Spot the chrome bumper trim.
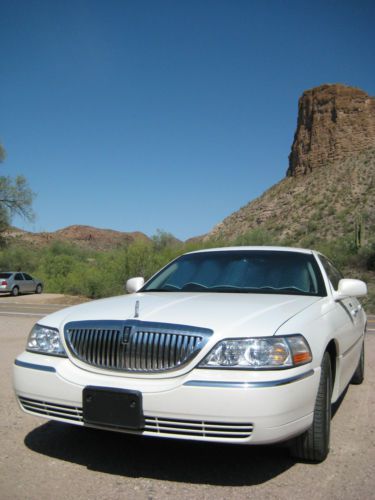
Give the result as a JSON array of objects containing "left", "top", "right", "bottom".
[
  {"left": 184, "top": 369, "right": 315, "bottom": 389},
  {"left": 14, "top": 359, "right": 56, "bottom": 373}
]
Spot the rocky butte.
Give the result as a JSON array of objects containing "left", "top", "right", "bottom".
[
  {"left": 208, "top": 83, "right": 375, "bottom": 245},
  {"left": 287, "top": 84, "right": 375, "bottom": 176}
]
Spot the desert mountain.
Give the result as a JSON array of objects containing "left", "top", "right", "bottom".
[
  {"left": 5, "top": 225, "right": 150, "bottom": 251},
  {"left": 208, "top": 84, "right": 375, "bottom": 246}
]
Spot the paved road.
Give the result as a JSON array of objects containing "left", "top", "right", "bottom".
[
  {"left": 368, "top": 315, "right": 375, "bottom": 332},
  {"left": 1, "top": 303, "right": 375, "bottom": 499},
  {"left": 0, "top": 302, "right": 64, "bottom": 317},
  {"left": 0, "top": 294, "right": 77, "bottom": 318}
]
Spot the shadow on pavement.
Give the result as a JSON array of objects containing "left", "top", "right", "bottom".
[{"left": 25, "top": 422, "right": 296, "bottom": 486}]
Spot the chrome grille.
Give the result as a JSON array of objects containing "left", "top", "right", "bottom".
[
  {"left": 64, "top": 320, "right": 213, "bottom": 373},
  {"left": 145, "top": 417, "right": 254, "bottom": 439},
  {"left": 18, "top": 395, "right": 253, "bottom": 440},
  {"left": 19, "top": 396, "right": 83, "bottom": 422}
]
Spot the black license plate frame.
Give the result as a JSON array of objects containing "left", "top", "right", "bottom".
[{"left": 83, "top": 386, "right": 144, "bottom": 430}]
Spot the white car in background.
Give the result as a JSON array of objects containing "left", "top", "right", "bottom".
[{"left": 13, "top": 247, "right": 367, "bottom": 462}]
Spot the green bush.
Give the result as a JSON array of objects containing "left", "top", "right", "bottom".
[
  {"left": 0, "top": 231, "right": 373, "bottom": 313},
  {"left": 233, "top": 228, "right": 277, "bottom": 246}
]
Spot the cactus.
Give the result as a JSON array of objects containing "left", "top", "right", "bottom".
[{"left": 355, "top": 214, "right": 365, "bottom": 249}]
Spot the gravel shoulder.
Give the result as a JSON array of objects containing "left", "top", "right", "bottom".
[
  {"left": 0, "top": 292, "right": 90, "bottom": 306},
  {"left": 1, "top": 316, "right": 375, "bottom": 499}
]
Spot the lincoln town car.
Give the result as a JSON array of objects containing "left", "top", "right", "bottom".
[{"left": 13, "top": 247, "right": 367, "bottom": 462}]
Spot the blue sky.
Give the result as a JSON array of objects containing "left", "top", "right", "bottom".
[{"left": 1, "top": 0, "right": 374, "bottom": 240}]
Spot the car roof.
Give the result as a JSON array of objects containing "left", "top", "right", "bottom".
[
  {"left": 0, "top": 271, "right": 30, "bottom": 274},
  {"left": 185, "top": 246, "right": 315, "bottom": 256}
]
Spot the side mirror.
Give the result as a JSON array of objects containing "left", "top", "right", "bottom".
[
  {"left": 126, "top": 277, "right": 145, "bottom": 294},
  {"left": 333, "top": 279, "right": 367, "bottom": 300}
]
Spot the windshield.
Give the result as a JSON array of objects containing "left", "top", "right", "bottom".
[{"left": 142, "top": 250, "right": 326, "bottom": 296}]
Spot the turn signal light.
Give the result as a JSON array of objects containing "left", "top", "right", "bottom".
[{"left": 293, "top": 352, "right": 312, "bottom": 365}]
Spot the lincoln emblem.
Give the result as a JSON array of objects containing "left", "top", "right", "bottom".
[{"left": 122, "top": 325, "right": 132, "bottom": 344}]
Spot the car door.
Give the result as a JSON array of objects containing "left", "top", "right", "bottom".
[
  {"left": 318, "top": 255, "right": 364, "bottom": 391},
  {"left": 22, "top": 273, "right": 35, "bottom": 293},
  {"left": 14, "top": 273, "right": 26, "bottom": 293}
]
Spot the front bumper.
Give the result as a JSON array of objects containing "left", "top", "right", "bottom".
[{"left": 13, "top": 352, "right": 320, "bottom": 445}]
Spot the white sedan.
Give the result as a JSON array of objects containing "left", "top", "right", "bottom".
[{"left": 13, "top": 247, "right": 367, "bottom": 462}]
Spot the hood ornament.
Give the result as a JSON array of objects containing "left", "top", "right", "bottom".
[{"left": 134, "top": 299, "right": 140, "bottom": 318}]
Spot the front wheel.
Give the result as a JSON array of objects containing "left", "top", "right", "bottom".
[
  {"left": 35, "top": 284, "right": 43, "bottom": 294},
  {"left": 291, "top": 352, "right": 332, "bottom": 463}
]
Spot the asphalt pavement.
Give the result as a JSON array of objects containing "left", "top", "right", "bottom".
[
  {"left": 0, "top": 293, "right": 83, "bottom": 317},
  {"left": 1, "top": 315, "right": 375, "bottom": 499},
  {"left": 368, "top": 316, "right": 375, "bottom": 332}
]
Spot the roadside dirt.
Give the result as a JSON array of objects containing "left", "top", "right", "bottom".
[
  {"left": 1, "top": 313, "right": 375, "bottom": 499},
  {"left": 0, "top": 292, "right": 90, "bottom": 306}
]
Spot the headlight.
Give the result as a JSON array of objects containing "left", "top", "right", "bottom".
[
  {"left": 26, "top": 324, "right": 67, "bottom": 357},
  {"left": 199, "top": 335, "right": 312, "bottom": 369}
]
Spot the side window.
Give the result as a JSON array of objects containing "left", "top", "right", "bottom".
[
  {"left": 14, "top": 273, "right": 24, "bottom": 280},
  {"left": 23, "top": 273, "right": 33, "bottom": 280},
  {"left": 319, "top": 255, "right": 343, "bottom": 290}
]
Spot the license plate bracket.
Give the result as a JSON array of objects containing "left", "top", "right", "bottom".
[{"left": 83, "top": 386, "right": 144, "bottom": 430}]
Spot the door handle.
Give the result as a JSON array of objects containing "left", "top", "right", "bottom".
[{"left": 351, "top": 306, "right": 361, "bottom": 317}]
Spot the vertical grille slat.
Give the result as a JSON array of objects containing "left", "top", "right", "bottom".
[
  {"left": 152, "top": 333, "right": 159, "bottom": 370},
  {"left": 115, "top": 329, "right": 120, "bottom": 368},
  {"left": 96, "top": 330, "right": 103, "bottom": 365},
  {"left": 103, "top": 329, "right": 109, "bottom": 366},
  {"left": 82, "top": 330, "right": 89, "bottom": 359},
  {"left": 181, "top": 335, "right": 189, "bottom": 361},
  {"left": 175, "top": 334, "right": 183, "bottom": 366},
  {"left": 159, "top": 333, "right": 166, "bottom": 370},
  {"left": 129, "top": 329, "right": 137, "bottom": 370},
  {"left": 108, "top": 330, "right": 114, "bottom": 367},
  {"left": 76, "top": 329, "right": 84, "bottom": 357},
  {"left": 136, "top": 331, "right": 143, "bottom": 370},
  {"left": 147, "top": 332, "right": 154, "bottom": 370},
  {"left": 170, "top": 334, "right": 177, "bottom": 367},
  {"left": 140, "top": 331, "right": 148, "bottom": 370},
  {"left": 163, "top": 334, "right": 170, "bottom": 368},
  {"left": 64, "top": 320, "right": 213, "bottom": 373},
  {"left": 93, "top": 329, "right": 99, "bottom": 364}
]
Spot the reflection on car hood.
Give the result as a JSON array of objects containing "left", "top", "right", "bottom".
[{"left": 43, "top": 292, "right": 322, "bottom": 338}]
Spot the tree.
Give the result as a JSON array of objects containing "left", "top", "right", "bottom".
[
  {"left": 0, "top": 143, "right": 34, "bottom": 233},
  {"left": 152, "top": 229, "right": 179, "bottom": 250},
  {"left": 0, "top": 144, "right": 5, "bottom": 162}
]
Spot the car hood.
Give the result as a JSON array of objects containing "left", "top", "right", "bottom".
[{"left": 44, "top": 292, "right": 321, "bottom": 338}]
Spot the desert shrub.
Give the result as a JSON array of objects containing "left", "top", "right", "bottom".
[
  {"left": 0, "top": 245, "right": 39, "bottom": 272},
  {"left": 233, "top": 229, "right": 277, "bottom": 246},
  {"left": 0, "top": 231, "right": 373, "bottom": 311},
  {"left": 315, "top": 236, "right": 358, "bottom": 269}
]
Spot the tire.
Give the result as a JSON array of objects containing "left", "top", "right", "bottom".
[
  {"left": 35, "top": 284, "right": 43, "bottom": 294},
  {"left": 11, "top": 286, "right": 19, "bottom": 297},
  {"left": 351, "top": 341, "right": 364, "bottom": 385},
  {"left": 291, "top": 352, "right": 332, "bottom": 463}
]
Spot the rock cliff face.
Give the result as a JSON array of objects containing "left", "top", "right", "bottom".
[
  {"left": 287, "top": 84, "right": 375, "bottom": 176},
  {"left": 207, "top": 83, "right": 375, "bottom": 244}
]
